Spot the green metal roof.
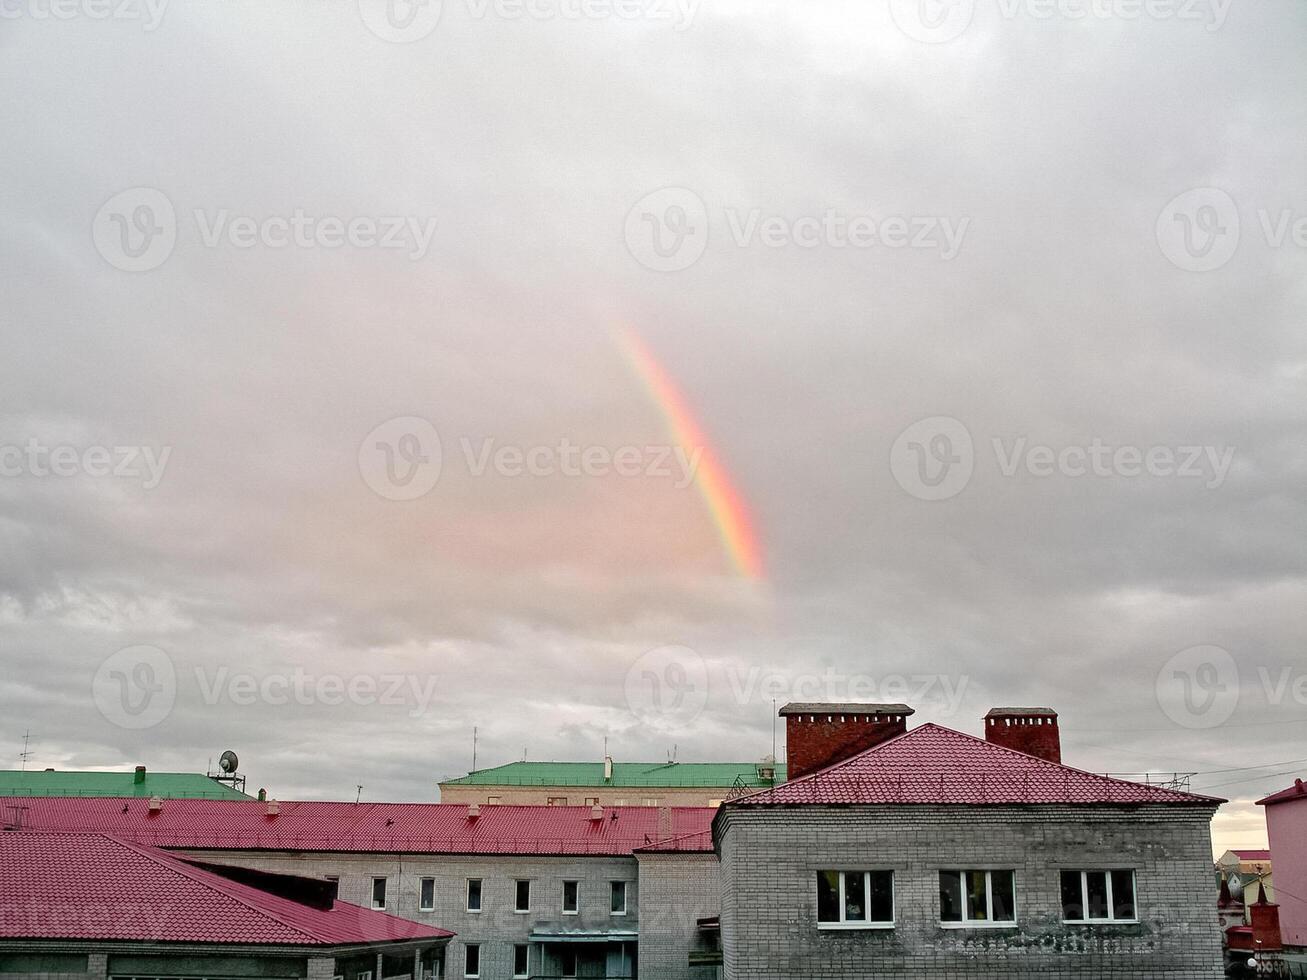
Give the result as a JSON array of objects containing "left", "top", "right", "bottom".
[
  {"left": 441, "top": 761, "right": 786, "bottom": 789},
  {"left": 0, "top": 770, "right": 251, "bottom": 800}
]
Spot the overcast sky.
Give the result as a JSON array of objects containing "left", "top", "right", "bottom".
[{"left": 1, "top": 0, "right": 1304, "bottom": 854}]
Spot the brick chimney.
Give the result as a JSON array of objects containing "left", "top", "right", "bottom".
[
  {"left": 780, "top": 703, "right": 914, "bottom": 781},
  {"left": 984, "top": 708, "right": 1061, "bottom": 763},
  {"left": 1250, "top": 892, "right": 1284, "bottom": 950}
]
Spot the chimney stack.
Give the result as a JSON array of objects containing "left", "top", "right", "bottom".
[
  {"left": 779, "top": 703, "right": 914, "bottom": 781},
  {"left": 984, "top": 708, "right": 1061, "bottom": 763},
  {"left": 133, "top": 765, "right": 146, "bottom": 784}
]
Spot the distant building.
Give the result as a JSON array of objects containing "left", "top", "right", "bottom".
[
  {"left": 714, "top": 704, "right": 1225, "bottom": 980},
  {"left": 0, "top": 831, "right": 451, "bottom": 980},
  {"left": 440, "top": 759, "right": 784, "bottom": 808},
  {"left": 1216, "top": 848, "right": 1274, "bottom": 910},
  {"left": 1259, "top": 779, "right": 1307, "bottom": 955},
  {"left": 0, "top": 766, "right": 249, "bottom": 800}
]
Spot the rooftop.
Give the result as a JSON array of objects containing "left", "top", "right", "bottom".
[
  {"left": 778, "top": 703, "right": 913, "bottom": 717},
  {"left": 725, "top": 723, "right": 1226, "bottom": 807},
  {"left": 0, "top": 831, "right": 452, "bottom": 945},
  {"left": 1257, "top": 778, "right": 1307, "bottom": 806},
  {"left": 2, "top": 798, "right": 717, "bottom": 857},
  {"left": 984, "top": 707, "right": 1058, "bottom": 717},
  {"left": 441, "top": 760, "right": 785, "bottom": 789},
  {"left": 0, "top": 769, "right": 250, "bottom": 800}
]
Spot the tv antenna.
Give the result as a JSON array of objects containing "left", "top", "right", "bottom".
[{"left": 18, "top": 731, "right": 33, "bottom": 771}]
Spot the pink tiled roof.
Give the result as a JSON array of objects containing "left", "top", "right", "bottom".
[
  {"left": 0, "top": 832, "right": 452, "bottom": 944},
  {"left": 730, "top": 724, "right": 1225, "bottom": 806},
  {"left": 1257, "top": 779, "right": 1307, "bottom": 806},
  {"left": 1, "top": 799, "right": 716, "bottom": 856},
  {"left": 1232, "top": 849, "right": 1273, "bottom": 861}
]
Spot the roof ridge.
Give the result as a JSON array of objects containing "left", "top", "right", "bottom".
[{"left": 101, "top": 833, "right": 331, "bottom": 943}]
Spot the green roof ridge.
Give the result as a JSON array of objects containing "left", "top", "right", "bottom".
[{"left": 441, "top": 760, "right": 786, "bottom": 788}]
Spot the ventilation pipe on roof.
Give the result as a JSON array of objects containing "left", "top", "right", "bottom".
[
  {"left": 147, "top": 796, "right": 163, "bottom": 813},
  {"left": 257, "top": 788, "right": 267, "bottom": 802},
  {"left": 467, "top": 803, "right": 481, "bottom": 820},
  {"left": 591, "top": 803, "right": 604, "bottom": 821},
  {"left": 604, "top": 756, "right": 613, "bottom": 782},
  {"left": 133, "top": 766, "right": 146, "bottom": 784},
  {"left": 265, "top": 799, "right": 280, "bottom": 817}
]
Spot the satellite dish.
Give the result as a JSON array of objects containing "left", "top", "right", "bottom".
[{"left": 218, "top": 750, "right": 239, "bottom": 774}]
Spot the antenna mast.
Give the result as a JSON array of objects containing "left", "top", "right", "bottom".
[
  {"left": 472, "top": 726, "right": 478, "bottom": 773},
  {"left": 18, "top": 731, "right": 33, "bottom": 771}
]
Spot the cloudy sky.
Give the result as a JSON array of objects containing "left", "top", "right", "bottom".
[{"left": 1, "top": 0, "right": 1303, "bottom": 853}]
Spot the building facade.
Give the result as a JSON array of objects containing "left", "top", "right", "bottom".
[
  {"left": 1260, "top": 780, "right": 1307, "bottom": 951},
  {"left": 440, "top": 761, "right": 784, "bottom": 809}
]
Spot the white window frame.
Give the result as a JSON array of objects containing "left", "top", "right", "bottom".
[
  {"left": 418, "top": 876, "right": 436, "bottom": 912},
  {"left": 513, "top": 944, "right": 529, "bottom": 979},
  {"left": 463, "top": 943, "right": 480, "bottom": 979},
  {"left": 816, "top": 870, "right": 895, "bottom": 930},
  {"left": 1062, "top": 869, "right": 1139, "bottom": 924},
  {"left": 466, "top": 877, "right": 483, "bottom": 913},
  {"left": 563, "top": 879, "right": 580, "bottom": 915},
  {"left": 610, "top": 879, "right": 628, "bottom": 916},
  {"left": 514, "top": 878, "right": 531, "bottom": 914},
  {"left": 938, "top": 870, "right": 1017, "bottom": 928},
  {"left": 561, "top": 948, "right": 578, "bottom": 978},
  {"left": 370, "top": 877, "right": 387, "bottom": 910}
]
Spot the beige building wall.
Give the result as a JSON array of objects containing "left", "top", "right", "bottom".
[{"left": 438, "top": 783, "right": 734, "bottom": 807}]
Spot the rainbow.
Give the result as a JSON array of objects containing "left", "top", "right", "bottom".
[{"left": 615, "top": 326, "right": 765, "bottom": 580}]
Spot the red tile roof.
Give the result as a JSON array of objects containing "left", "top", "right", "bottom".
[
  {"left": 1257, "top": 779, "right": 1307, "bottom": 806},
  {"left": 728, "top": 724, "right": 1226, "bottom": 806},
  {"left": 0, "top": 832, "right": 452, "bottom": 945},
  {"left": 1, "top": 799, "right": 716, "bottom": 856},
  {"left": 1232, "top": 849, "right": 1273, "bottom": 861}
]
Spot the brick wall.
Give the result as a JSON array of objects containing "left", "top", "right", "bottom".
[
  {"left": 784, "top": 713, "right": 907, "bottom": 781},
  {"left": 634, "top": 852, "right": 721, "bottom": 979},
  {"left": 716, "top": 804, "right": 1223, "bottom": 980}
]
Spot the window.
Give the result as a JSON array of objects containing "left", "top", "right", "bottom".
[
  {"left": 561, "top": 949, "right": 577, "bottom": 978},
  {"left": 513, "top": 944, "right": 529, "bottom": 978},
  {"left": 642, "top": 797, "right": 660, "bottom": 806},
  {"left": 466, "top": 878, "right": 482, "bottom": 913},
  {"left": 463, "top": 944, "right": 480, "bottom": 978},
  {"left": 486, "top": 795, "right": 501, "bottom": 804},
  {"left": 1061, "top": 869, "right": 1137, "bottom": 923},
  {"left": 371, "top": 877, "right": 387, "bottom": 910},
  {"left": 419, "top": 877, "right": 435, "bottom": 912},
  {"left": 515, "top": 878, "right": 531, "bottom": 912},
  {"left": 324, "top": 875, "right": 339, "bottom": 900},
  {"left": 563, "top": 879, "right": 579, "bottom": 914},
  {"left": 548, "top": 796, "right": 568, "bottom": 806},
  {"left": 358, "top": 973, "right": 372, "bottom": 980},
  {"left": 816, "top": 870, "right": 895, "bottom": 928},
  {"left": 584, "top": 796, "right": 600, "bottom": 805},
  {"left": 939, "top": 870, "right": 1016, "bottom": 925},
  {"left": 611, "top": 880, "right": 627, "bottom": 915}
]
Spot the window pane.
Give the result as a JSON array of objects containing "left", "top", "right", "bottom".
[
  {"left": 966, "top": 871, "right": 989, "bottom": 921},
  {"left": 868, "top": 870, "right": 894, "bottom": 923},
  {"left": 1085, "top": 871, "right": 1109, "bottom": 920},
  {"left": 516, "top": 880, "right": 531, "bottom": 911},
  {"left": 817, "top": 871, "right": 840, "bottom": 923},
  {"left": 939, "top": 871, "right": 963, "bottom": 922},
  {"left": 564, "top": 880, "right": 578, "bottom": 912},
  {"left": 467, "top": 879, "right": 482, "bottom": 911},
  {"left": 465, "top": 945, "right": 479, "bottom": 977},
  {"left": 420, "top": 878, "right": 435, "bottom": 910},
  {"left": 611, "top": 880, "right": 626, "bottom": 913},
  {"left": 1061, "top": 870, "right": 1084, "bottom": 920},
  {"left": 844, "top": 871, "right": 867, "bottom": 922},
  {"left": 1111, "top": 870, "right": 1136, "bottom": 920},
  {"left": 990, "top": 870, "right": 1015, "bottom": 922},
  {"left": 514, "top": 945, "right": 528, "bottom": 976},
  {"left": 372, "top": 878, "right": 386, "bottom": 907}
]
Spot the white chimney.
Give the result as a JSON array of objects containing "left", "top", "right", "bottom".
[
  {"left": 147, "top": 796, "right": 162, "bottom": 813},
  {"left": 591, "top": 803, "right": 604, "bottom": 821},
  {"left": 468, "top": 803, "right": 481, "bottom": 819},
  {"left": 266, "top": 799, "right": 280, "bottom": 817},
  {"left": 604, "top": 756, "right": 613, "bottom": 782}
]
